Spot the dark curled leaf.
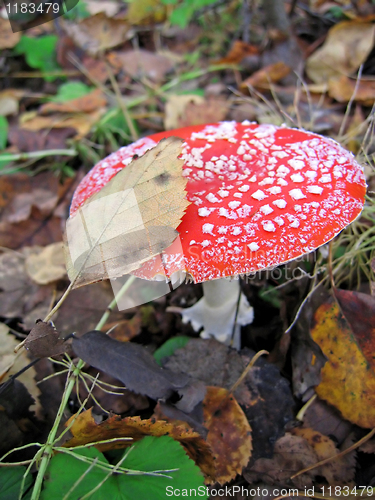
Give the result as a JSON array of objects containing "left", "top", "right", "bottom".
[
  {"left": 72, "top": 331, "right": 205, "bottom": 412},
  {"left": 25, "top": 319, "right": 68, "bottom": 358}
]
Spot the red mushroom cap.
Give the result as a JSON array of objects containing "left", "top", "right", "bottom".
[{"left": 70, "top": 122, "right": 367, "bottom": 283}]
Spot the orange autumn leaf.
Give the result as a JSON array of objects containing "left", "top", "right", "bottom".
[
  {"left": 328, "top": 75, "right": 375, "bottom": 106},
  {"left": 240, "top": 62, "right": 291, "bottom": 91},
  {"left": 311, "top": 291, "right": 375, "bottom": 428},
  {"left": 203, "top": 386, "right": 252, "bottom": 485},
  {"left": 214, "top": 40, "right": 259, "bottom": 65},
  {"left": 40, "top": 89, "right": 107, "bottom": 114},
  {"left": 64, "top": 408, "right": 216, "bottom": 480},
  {"left": 291, "top": 428, "right": 355, "bottom": 484}
]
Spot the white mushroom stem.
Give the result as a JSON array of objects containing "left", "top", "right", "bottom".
[{"left": 177, "top": 278, "right": 254, "bottom": 349}]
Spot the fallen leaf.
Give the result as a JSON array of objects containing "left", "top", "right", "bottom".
[
  {"left": 24, "top": 319, "right": 68, "bottom": 358},
  {"left": 213, "top": 40, "right": 259, "bottom": 64},
  {"left": 71, "top": 331, "right": 206, "bottom": 413},
  {"left": 108, "top": 49, "right": 174, "bottom": 83},
  {"left": 164, "top": 94, "right": 205, "bottom": 130},
  {"left": 126, "top": 0, "right": 169, "bottom": 25},
  {"left": 164, "top": 338, "right": 294, "bottom": 462},
  {"left": 18, "top": 109, "right": 105, "bottom": 139},
  {"left": 176, "top": 98, "right": 229, "bottom": 129},
  {"left": 328, "top": 75, "right": 375, "bottom": 105},
  {"left": 40, "top": 89, "right": 107, "bottom": 114},
  {"left": 82, "top": 56, "right": 111, "bottom": 83},
  {"left": 0, "top": 323, "right": 42, "bottom": 417},
  {"left": 85, "top": 0, "right": 120, "bottom": 17},
  {"left": 8, "top": 126, "right": 76, "bottom": 152},
  {"left": 105, "top": 314, "right": 143, "bottom": 342},
  {"left": 63, "top": 407, "right": 215, "bottom": 481},
  {"left": 203, "top": 386, "right": 252, "bottom": 485},
  {"left": 25, "top": 242, "right": 66, "bottom": 285},
  {"left": 303, "top": 397, "right": 353, "bottom": 446},
  {"left": 291, "top": 427, "right": 355, "bottom": 485},
  {"left": 0, "top": 18, "right": 21, "bottom": 49},
  {"left": 240, "top": 61, "right": 291, "bottom": 90},
  {"left": 53, "top": 281, "right": 124, "bottom": 335},
  {"left": 0, "top": 89, "right": 24, "bottom": 117},
  {"left": 245, "top": 427, "right": 354, "bottom": 489},
  {"left": 311, "top": 291, "right": 375, "bottom": 428},
  {"left": 0, "top": 172, "right": 75, "bottom": 250},
  {"left": 0, "top": 379, "right": 36, "bottom": 456},
  {"left": 62, "top": 13, "right": 133, "bottom": 57},
  {"left": 306, "top": 21, "right": 375, "bottom": 83},
  {"left": 64, "top": 138, "right": 189, "bottom": 287},
  {"left": 0, "top": 250, "right": 54, "bottom": 324}
]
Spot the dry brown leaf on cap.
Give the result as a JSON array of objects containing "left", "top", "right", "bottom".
[
  {"left": 62, "top": 13, "right": 133, "bottom": 57},
  {"left": 0, "top": 18, "right": 20, "bottom": 49},
  {"left": 240, "top": 61, "right": 291, "bottom": 91},
  {"left": 64, "top": 138, "right": 189, "bottom": 288},
  {"left": 0, "top": 323, "right": 42, "bottom": 416},
  {"left": 107, "top": 49, "right": 174, "bottom": 83},
  {"left": 164, "top": 94, "right": 205, "bottom": 130},
  {"left": 203, "top": 386, "right": 252, "bottom": 485},
  {"left": 245, "top": 428, "right": 354, "bottom": 489},
  {"left": 25, "top": 242, "right": 66, "bottom": 285},
  {"left": 306, "top": 21, "right": 375, "bottom": 83},
  {"left": 40, "top": 89, "right": 107, "bottom": 115},
  {"left": 311, "top": 289, "right": 375, "bottom": 428},
  {"left": 63, "top": 408, "right": 215, "bottom": 480},
  {"left": 328, "top": 75, "right": 375, "bottom": 106}
]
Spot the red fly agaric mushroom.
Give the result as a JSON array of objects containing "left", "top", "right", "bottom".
[{"left": 70, "top": 122, "right": 367, "bottom": 348}]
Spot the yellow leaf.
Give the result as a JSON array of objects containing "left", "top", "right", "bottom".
[
  {"left": 306, "top": 21, "right": 375, "bottom": 83},
  {"left": 25, "top": 242, "right": 66, "bottom": 285},
  {"left": 126, "top": 0, "right": 169, "bottom": 25},
  {"left": 64, "top": 137, "right": 190, "bottom": 288},
  {"left": 311, "top": 299, "right": 375, "bottom": 428}
]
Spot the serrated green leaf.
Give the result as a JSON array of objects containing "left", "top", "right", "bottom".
[
  {"left": 41, "top": 436, "right": 207, "bottom": 499},
  {"left": 0, "top": 466, "right": 33, "bottom": 500},
  {"left": 154, "top": 336, "right": 190, "bottom": 365}
]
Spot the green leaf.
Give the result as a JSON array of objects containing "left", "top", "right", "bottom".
[
  {"left": 154, "top": 336, "right": 191, "bottom": 365},
  {"left": 169, "top": 4, "right": 195, "bottom": 27},
  {"left": 0, "top": 116, "right": 8, "bottom": 150},
  {"left": 14, "top": 36, "right": 60, "bottom": 81},
  {"left": 50, "top": 82, "right": 94, "bottom": 103},
  {"left": 41, "top": 436, "right": 207, "bottom": 499},
  {"left": 0, "top": 466, "right": 33, "bottom": 500}
]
